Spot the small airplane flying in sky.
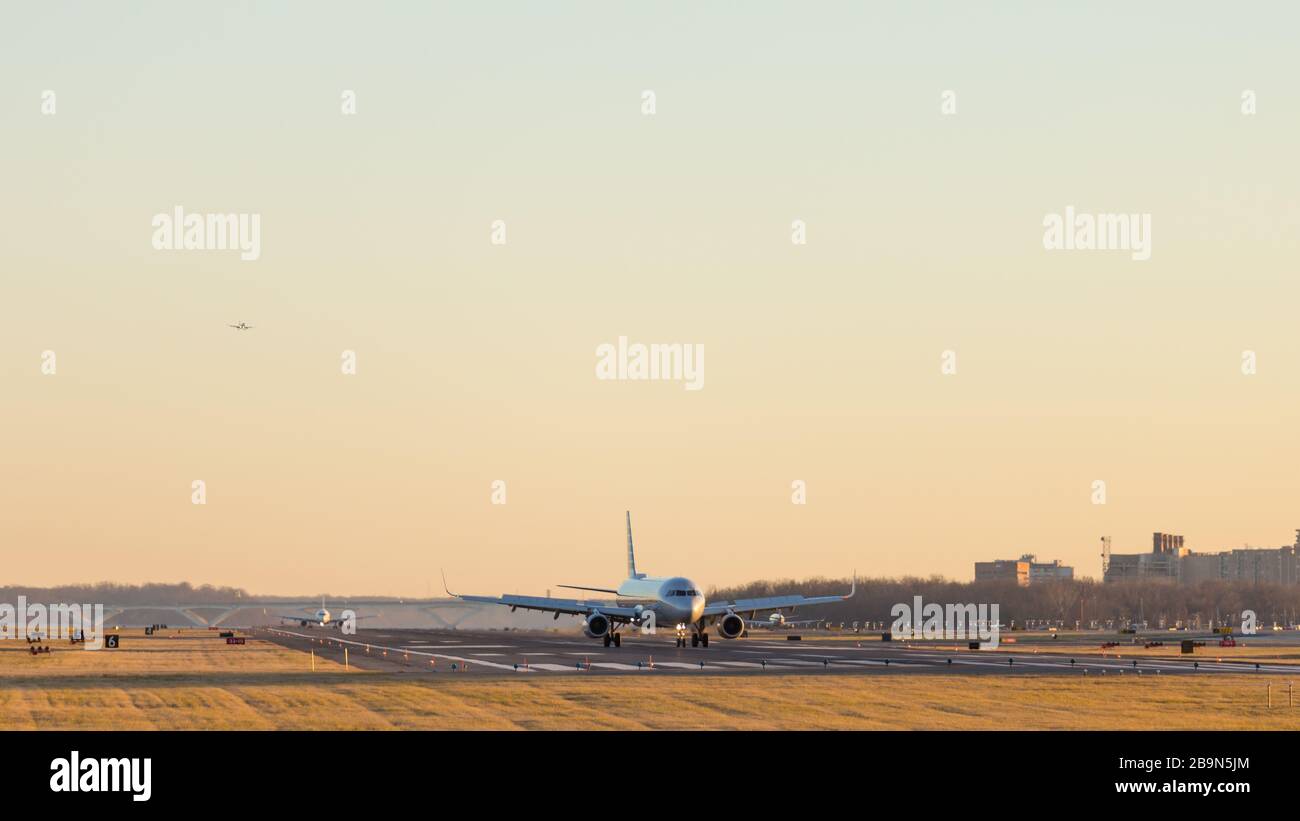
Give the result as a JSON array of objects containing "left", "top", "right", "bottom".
[
  {"left": 446, "top": 512, "right": 854, "bottom": 648},
  {"left": 228, "top": 322, "right": 254, "bottom": 330}
]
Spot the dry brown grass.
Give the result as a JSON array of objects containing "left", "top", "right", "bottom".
[
  {"left": 0, "top": 630, "right": 348, "bottom": 679},
  {"left": 2, "top": 631, "right": 1299, "bottom": 729}
]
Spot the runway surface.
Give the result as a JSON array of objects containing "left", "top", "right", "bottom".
[{"left": 255, "top": 626, "right": 1300, "bottom": 678}]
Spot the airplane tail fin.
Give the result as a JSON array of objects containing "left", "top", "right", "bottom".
[{"left": 626, "top": 511, "right": 641, "bottom": 579}]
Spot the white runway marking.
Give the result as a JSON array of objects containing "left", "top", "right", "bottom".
[
  {"left": 405, "top": 644, "right": 510, "bottom": 649},
  {"left": 946, "top": 658, "right": 1018, "bottom": 668},
  {"left": 268, "top": 629, "right": 531, "bottom": 672},
  {"left": 750, "top": 643, "right": 870, "bottom": 653}
]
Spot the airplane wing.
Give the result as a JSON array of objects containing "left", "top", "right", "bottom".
[
  {"left": 453, "top": 592, "right": 644, "bottom": 621},
  {"left": 332, "top": 613, "right": 376, "bottom": 624},
  {"left": 444, "top": 571, "right": 642, "bottom": 620},
  {"left": 278, "top": 614, "right": 324, "bottom": 624},
  {"left": 702, "top": 576, "right": 855, "bottom": 618}
]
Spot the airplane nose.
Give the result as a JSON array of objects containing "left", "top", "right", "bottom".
[{"left": 690, "top": 598, "right": 704, "bottom": 623}]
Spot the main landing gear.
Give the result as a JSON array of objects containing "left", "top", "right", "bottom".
[
  {"left": 603, "top": 632, "right": 622, "bottom": 648},
  {"left": 675, "top": 626, "right": 708, "bottom": 648}
]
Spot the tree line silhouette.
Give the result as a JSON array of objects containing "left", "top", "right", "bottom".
[
  {"left": 0, "top": 581, "right": 250, "bottom": 605},
  {"left": 5, "top": 577, "right": 1300, "bottom": 628}
]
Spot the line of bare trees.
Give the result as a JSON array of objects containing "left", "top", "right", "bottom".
[
  {"left": 7, "top": 576, "right": 1299, "bottom": 627},
  {"left": 0, "top": 582, "right": 249, "bottom": 605}
]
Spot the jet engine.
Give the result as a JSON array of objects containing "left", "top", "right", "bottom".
[
  {"left": 717, "top": 613, "right": 746, "bottom": 639},
  {"left": 583, "top": 613, "right": 611, "bottom": 638}
]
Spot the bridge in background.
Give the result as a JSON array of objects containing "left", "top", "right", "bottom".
[{"left": 98, "top": 598, "right": 563, "bottom": 630}]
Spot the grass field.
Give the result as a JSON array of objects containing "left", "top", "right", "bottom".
[{"left": 2, "top": 632, "right": 1299, "bottom": 729}]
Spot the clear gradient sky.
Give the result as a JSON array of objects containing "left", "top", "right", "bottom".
[{"left": 2, "top": 2, "right": 1299, "bottom": 596}]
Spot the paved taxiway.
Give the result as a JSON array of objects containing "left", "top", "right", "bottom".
[{"left": 256, "top": 627, "right": 1300, "bottom": 678}]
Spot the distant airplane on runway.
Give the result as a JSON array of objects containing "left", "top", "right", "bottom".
[
  {"left": 746, "top": 612, "right": 824, "bottom": 631},
  {"left": 228, "top": 322, "right": 254, "bottom": 330},
  {"left": 278, "top": 597, "right": 373, "bottom": 629},
  {"left": 445, "top": 511, "right": 854, "bottom": 649}
]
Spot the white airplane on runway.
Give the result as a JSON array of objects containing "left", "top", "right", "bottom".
[
  {"left": 746, "top": 612, "right": 823, "bottom": 631},
  {"left": 277, "top": 597, "right": 372, "bottom": 629},
  {"left": 445, "top": 512, "right": 854, "bottom": 648}
]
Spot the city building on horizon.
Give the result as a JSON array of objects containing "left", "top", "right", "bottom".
[
  {"left": 975, "top": 554, "right": 1074, "bottom": 586},
  {"left": 1103, "top": 530, "right": 1300, "bottom": 585}
]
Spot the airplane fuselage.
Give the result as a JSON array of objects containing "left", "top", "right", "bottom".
[{"left": 613, "top": 575, "right": 704, "bottom": 628}]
